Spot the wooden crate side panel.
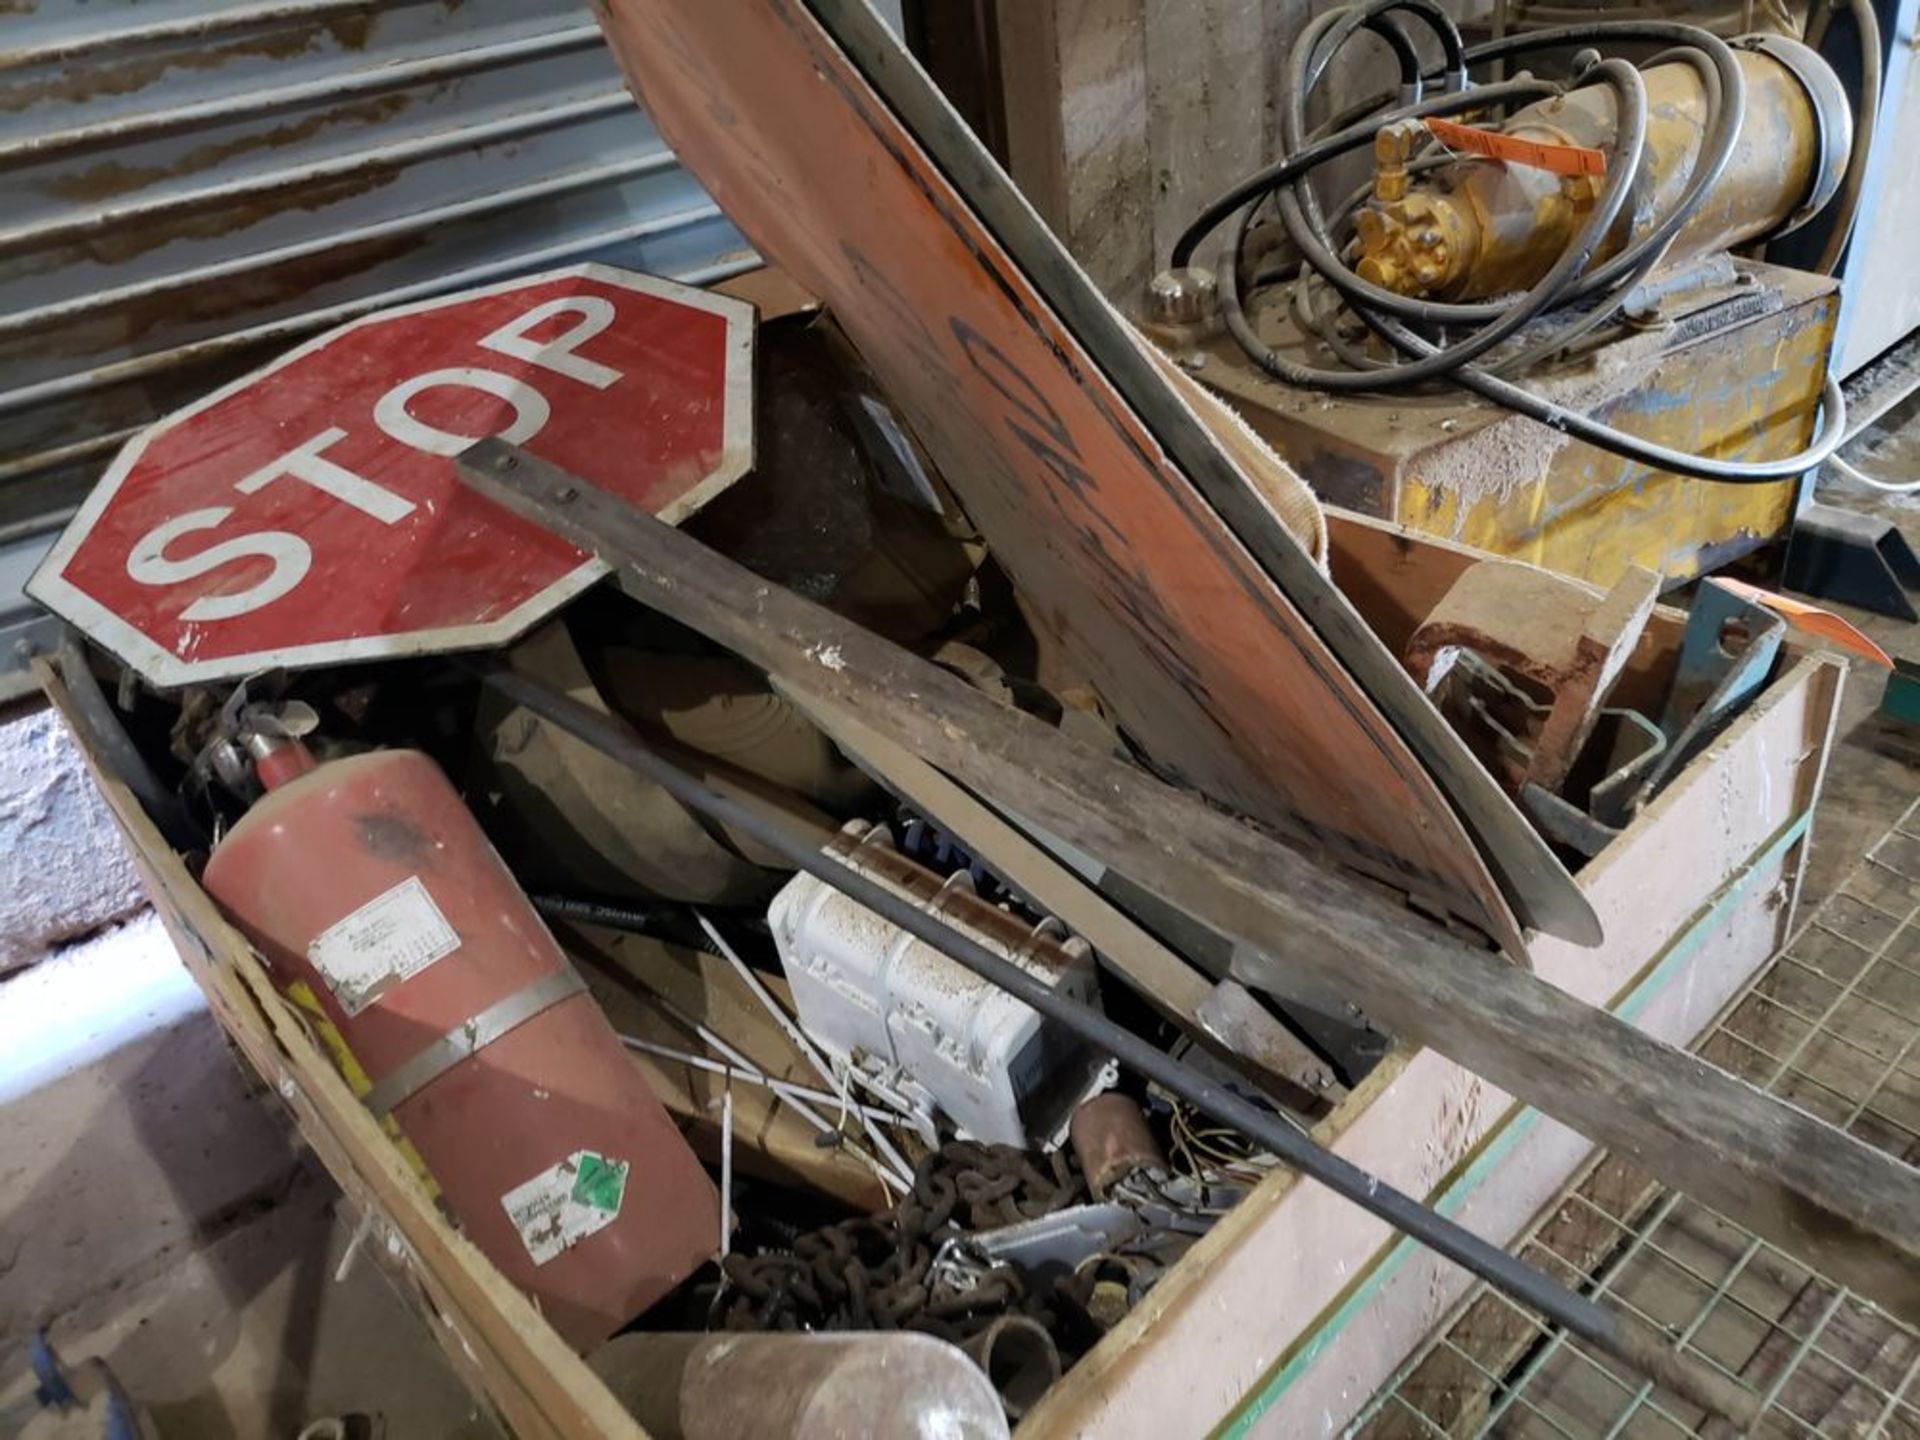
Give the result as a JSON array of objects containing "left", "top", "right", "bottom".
[
  {"left": 35, "top": 666, "right": 645, "bottom": 1440},
  {"left": 1530, "top": 654, "right": 1841, "bottom": 990},
  {"left": 1018, "top": 654, "right": 1841, "bottom": 1440},
  {"left": 1243, "top": 833, "right": 1805, "bottom": 1438}
]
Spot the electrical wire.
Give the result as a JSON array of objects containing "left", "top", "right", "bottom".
[
  {"left": 1824, "top": 449, "right": 1920, "bottom": 494},
  {"left": 1178, "top": 3, "right": 1870, "bottom": 484}
]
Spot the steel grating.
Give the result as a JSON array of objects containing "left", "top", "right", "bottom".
[{"left": 1352, "top": 798, "right": 1920, "bottom": 1440}]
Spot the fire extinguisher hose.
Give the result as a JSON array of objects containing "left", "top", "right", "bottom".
[{"left": 474, "top": 660, "right": 1761, "bottom": 1431}]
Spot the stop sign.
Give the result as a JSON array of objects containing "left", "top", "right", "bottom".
[{"left": 29, "top": 264, "right": 753, "bottom": 687}]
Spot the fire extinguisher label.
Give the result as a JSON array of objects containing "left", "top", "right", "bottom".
[
  {"left": 502, "top": 1150, "right": 631, "bottom": 1265},
  {"left": 306, "top": 875, "right": 461, "bottom": 1016}
]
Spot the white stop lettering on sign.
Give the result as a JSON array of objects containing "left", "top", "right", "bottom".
[{"left": 28, "top": 264, "right": 755, "bottom": 686}]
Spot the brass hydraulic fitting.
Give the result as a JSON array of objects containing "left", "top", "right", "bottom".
[
  {"left": 1370, "top": 119, "right": 1423, "bottom": 203},
  {"left": 1349, "top": 40, "right": 1846, "bottom": 301},
  {"left": 1355, "top": 191, "right": 1471, "bottom": 296}
]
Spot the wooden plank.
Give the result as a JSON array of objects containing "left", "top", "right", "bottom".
[
  {"left": 37, "top": 660, "right": 647, "bottom": 1440},
  {"left": 589, "top": 0, "right": 1598, "bottom": 954},
  {"left": 461, "top": 440, "right": 1920, "bottom": 1328},
  {"left": 788, "top": 687, "right": 1213, "bottom": 1022},
  {"left": 1325, "top": 509, "right": 1688, "bottom": 714}
]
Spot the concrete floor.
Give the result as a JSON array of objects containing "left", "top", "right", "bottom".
[
  {"left": 0, "top": 705, "right": 144, "bottom": 975},
  {"left": 0, "top": 916, "right": 492, "bottom": 1438}
]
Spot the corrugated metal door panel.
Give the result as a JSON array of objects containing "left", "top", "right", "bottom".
[{"left": 0, "top": 0, "right": 901, "bottom": 541}]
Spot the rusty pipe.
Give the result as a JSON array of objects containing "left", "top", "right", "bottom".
[
  {"left": 1069, "top": 1093, "right": 1166, "bottom": 1198},
  {"left": 587, "top": 1331, "right": 1011, "bottom": 1440},
  {"left": 961, "top": 1316, "right": 1064, "bottom": 1420},
  {"left": 1356, "top": 37, "right": 1850, "bottom": 300}
]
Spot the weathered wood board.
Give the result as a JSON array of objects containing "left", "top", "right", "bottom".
[{"left": 587, "top": 0, "right": 1598, "bottom": 954}]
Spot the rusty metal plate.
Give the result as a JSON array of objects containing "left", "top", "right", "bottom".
[{"left": 589, "top": 0, "right": 1597, "bottom": 949}]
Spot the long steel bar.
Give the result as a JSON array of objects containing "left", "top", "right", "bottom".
[
  {"left": 457, "top": 440, "right": 1920, "bottom": 1318},
  {"left": 476, "top": 659, "right": 1760, "bottom": 1429}
]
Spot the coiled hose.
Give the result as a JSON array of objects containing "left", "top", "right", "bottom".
[{"left": 1173, "top": 0, "right": 1879, "bottom": 484}]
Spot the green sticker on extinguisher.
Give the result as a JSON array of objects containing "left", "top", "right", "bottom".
[
  {"left": 502, "top": 1150, "right": 629, "bottom": 1265},
  {"left": 570, "top": 1152, "right": 630, "bottom": 1214}
]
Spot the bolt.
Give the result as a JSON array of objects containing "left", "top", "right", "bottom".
[
  {"left": 1145, "top": 266, "right": 1218, "bottom": 327},
  {"left": 554, "top": 485, "right": 578, "bottom": 504},
  {"left": 493, "top": 451, "right": 517, "bottom": 470}
]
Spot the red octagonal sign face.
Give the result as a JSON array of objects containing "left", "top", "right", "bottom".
[{"left": 29, "top": 264, "right": 753, "bottom": 687}]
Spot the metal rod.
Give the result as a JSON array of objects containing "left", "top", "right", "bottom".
[
  {"left": 644, "top": 992, "right": 910, "bottom": 1195},
  {"left": 476, "top": 661, "right": 1761, "bottom": 1429},
  {"left": 644, "top": 991, "right": 910, "bottom": 1196},
  {"left": 695, "top": 912, "right": 920, "bottom": 1191},
  {"left": 616, "top": 1034, "right": 906, "bottom": 1125}
]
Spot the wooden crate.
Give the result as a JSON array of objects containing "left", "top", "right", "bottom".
[{"left": 37, "top": 512, "right": 1844, "bottom": 1440}]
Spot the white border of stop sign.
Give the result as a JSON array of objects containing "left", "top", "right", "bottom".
[{"left": 28, "top": 264, "right": 754, "bottom": 688}]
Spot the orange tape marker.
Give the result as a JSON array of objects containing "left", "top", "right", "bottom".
[{"left": 1424, "top": 117, "right": 1608, "bottom": 177}]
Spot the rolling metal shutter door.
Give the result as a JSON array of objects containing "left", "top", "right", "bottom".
[{"left": 0, "top": 0, "right": 899, "bottom": 675}]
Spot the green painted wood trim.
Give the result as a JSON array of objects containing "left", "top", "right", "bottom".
[{"left": 1212, "top": 808, "right": 1813, "bottom": 1440}]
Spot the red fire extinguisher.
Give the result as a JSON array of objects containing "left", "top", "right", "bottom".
[{"left": 201, "top": 713, "right": 718, "bottom": 1350}]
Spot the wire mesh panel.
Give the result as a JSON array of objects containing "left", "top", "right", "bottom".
[{"left": 1354, "top": 800, "right": 1920, "bottom": 1440}]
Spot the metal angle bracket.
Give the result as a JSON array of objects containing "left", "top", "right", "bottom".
[{"left": 1784, "top": 502, "right": 1920, "bottom": 622}]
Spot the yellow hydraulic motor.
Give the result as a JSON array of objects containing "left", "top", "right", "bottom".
[{"left": 1355, "top": 37, "right": 1851, "bottom": 300}]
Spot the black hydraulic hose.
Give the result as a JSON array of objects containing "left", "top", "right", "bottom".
[
  {"left": 1453, "top": 354, "right": 1850, "bottom": 481},
  {"left": 1269, "top": 24, "right": 1743, "bottom": 327},
  {"left": 1253, "top": 57, "right": 1648, "bottom": 391},
  {"left": 1261, "top": 35, "right": 1738, "bottom": 325},
  {"left": 1356, "top": 11, "right": 1427, "bottom": 102},
  {"left": 1223, "top": 198, "right": 1850, "bottom": 482},
  {"left": 1183, "top": 5, "right": 1848, "bottom": 481},
  {"left": 1168, "top": 75, "right": 1561, "bottom": 269},
  {"left": 477, "top": 661, "right": 1762, "bottom": 1430},
  {"left": 1304, "top": 0, "right": 1469, "bottom": 95}
]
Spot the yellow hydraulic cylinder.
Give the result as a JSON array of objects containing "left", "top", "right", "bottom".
[{"left": 1354, "top": 38, "right": 1849, "bottom": 300}]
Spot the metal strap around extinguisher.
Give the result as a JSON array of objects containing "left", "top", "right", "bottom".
[{"left": 361, "top": 968, "right": 587, "bottom": 1118}]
